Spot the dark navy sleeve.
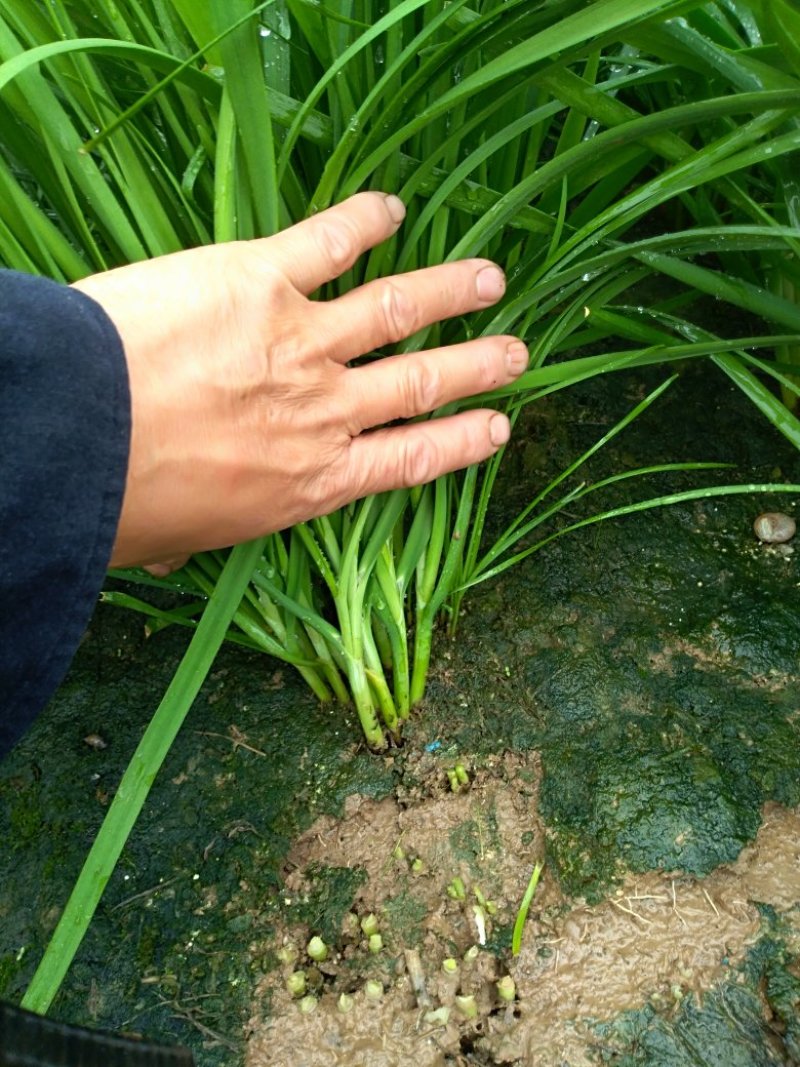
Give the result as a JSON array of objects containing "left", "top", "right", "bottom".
[{"left": 0, "top": 270, "right": 130, "bottom": 757}]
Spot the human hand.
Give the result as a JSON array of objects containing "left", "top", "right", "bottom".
[{"left": 72, "top": 192, "right": 527, "bottom": 569}]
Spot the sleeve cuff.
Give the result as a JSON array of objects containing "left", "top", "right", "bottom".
[{"left": 0, "top": 269, "right": 131, "bottom": 756}]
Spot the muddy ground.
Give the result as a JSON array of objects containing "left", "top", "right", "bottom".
[
  {"left": 248, "top": 783, "right": 800, "bottom": 1066},
  {"left": 1, "top": 366, "right": 799, "bottom": 1066}
]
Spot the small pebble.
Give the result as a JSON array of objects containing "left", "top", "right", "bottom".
[{"left": 753, "top": 512, "right": 796, "bottom": 544}]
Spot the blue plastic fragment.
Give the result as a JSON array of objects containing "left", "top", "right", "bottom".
[{"left": 425, "top": 740, "right": 442, "bottom": 752}]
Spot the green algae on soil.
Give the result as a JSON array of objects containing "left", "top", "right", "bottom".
[
  {"left": 592, "top": 911, "right": 800, "bottom": 1065},
  {"left": 421, "top": 366, "right": 800, "bottom": 900}
]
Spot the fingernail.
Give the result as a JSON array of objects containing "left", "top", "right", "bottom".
[
  {"left": 476, "top": 265, "right": 506, "bottom": 302},
  {"left": 383, "top": 193, "right": 406, "bottom": 224},
  {"left": 506, "top": 341, "right": 529, "bottom": 375},
  {"left": 145, "top": 563, "right": 172, "bottom": 578},
  {"left": 489, "top": 413, "right": 511, "bottom": 447}
]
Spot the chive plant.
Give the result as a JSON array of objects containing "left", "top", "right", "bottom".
[{"left": 1, "top": 0, "right": 800, "bottom": 1013}]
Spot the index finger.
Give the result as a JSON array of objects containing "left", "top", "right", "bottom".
[{"left": 252, "top": 191, "right": 406, "bottom": 295}]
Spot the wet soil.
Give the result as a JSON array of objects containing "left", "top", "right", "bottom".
[
  {"left": 1, "top": 366, "right": 799, "bottom": 1066},
  {"left": 247, "top": 796, "right": 800, "bottom": 1067}
]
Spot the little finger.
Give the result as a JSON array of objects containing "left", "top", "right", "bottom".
[
  {"left": 143, "top": 556, "right": 191, "bottom": 578},
  {"left": 335, "top": 409, "right": 512, "bottom": 503}
]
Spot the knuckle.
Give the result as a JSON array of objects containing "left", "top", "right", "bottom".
[
  {"left": 239, "top": 243, "right": 293, "bottom": 298},
  {"left": 315, "top": 217, "right": 360, "bottom": 275},
  {"left": 401, "top": 360, "right": 444, "bottom": 417},
  {"left": 479, "top": 344, "right": 503, "bottom": 390},
  {"left": 314, "top": 446, "right": 363, "bottom": 512},
  {"left": 288, "top": 443, "right": 344, "bottom": 517},
  {"left": 399, "top": 434, "right": 436, "bottom": 488},
  {"left": 379, "top": 280, "right": 415, "bottom": 343}
]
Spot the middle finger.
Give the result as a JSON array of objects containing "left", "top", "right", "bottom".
[{"left": 319, "top": 258, "right": 507, "bottom": 363}]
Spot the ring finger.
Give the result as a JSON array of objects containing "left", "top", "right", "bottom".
[{"left": 343, "top": 335, "right": 528, "bottom": 433}]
